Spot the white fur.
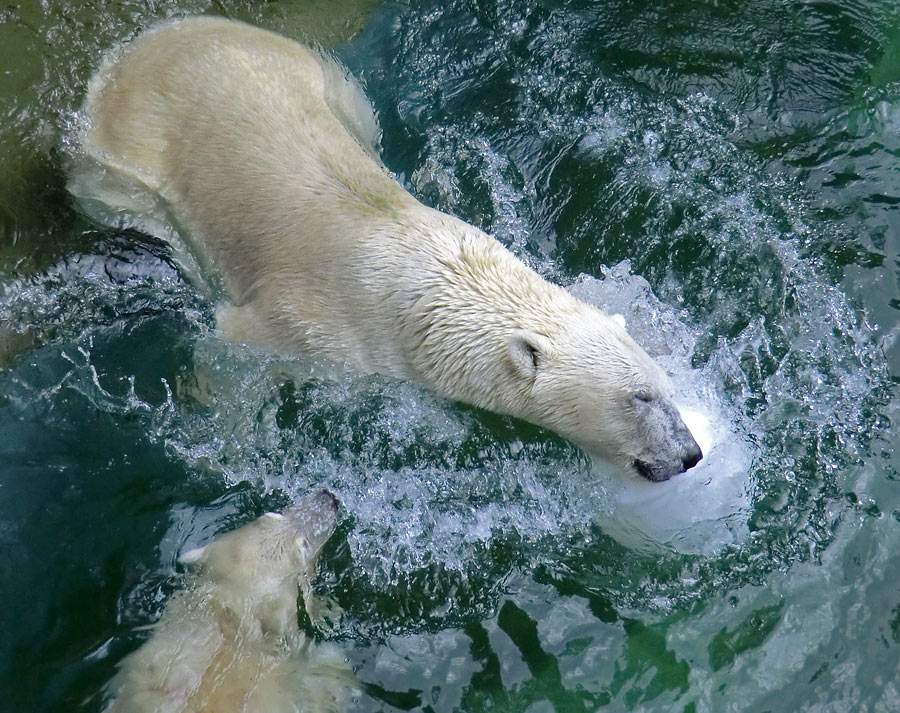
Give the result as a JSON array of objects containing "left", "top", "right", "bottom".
[
  {"left": 72, "top": 17, "right": 700, "bottom": 476},
  {"left": 104, "top": 493, "right": 351, "bottom": 713}
]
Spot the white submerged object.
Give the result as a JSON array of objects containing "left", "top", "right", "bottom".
[
  {"left": 568, "top": 269, "right": 754, "bottom": 553},
  {"left": 594, "top": 396, "right": 753, "bottom": 555},
  {"left": 678, "top": 407, "right": 715, "bottom": 457}
]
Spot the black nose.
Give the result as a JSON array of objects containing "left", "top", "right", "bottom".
[
  {"left": 682, "top": 443, "right": 703, "bottom": 471},
  {"left": 316, "top": 489, "right": 341, "bottom": 511}
]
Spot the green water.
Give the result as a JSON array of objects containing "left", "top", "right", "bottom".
[{"left": 2, "top": 0, "right": 900, "bottom": 710}]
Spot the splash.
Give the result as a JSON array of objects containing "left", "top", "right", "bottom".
[
  {"left": 366, "top": 1, "right": 888, "bottom": 576},
  {"left": 2, "top": 0, "right": 888, "bottom": 602},
  {"left": 569, "top": 266, "right": 755, "bottom": 554}
]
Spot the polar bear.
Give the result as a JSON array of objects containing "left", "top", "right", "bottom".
[
  {"left": 103, "top": 490, "right": 352, "bottom": 713},
  {"left": 71, "top": 17, "right": 702, "bottom": 481}
]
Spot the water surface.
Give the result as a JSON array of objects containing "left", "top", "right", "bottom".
[{"left": 2, "top": 1, "right": 899, "bottom": 711}]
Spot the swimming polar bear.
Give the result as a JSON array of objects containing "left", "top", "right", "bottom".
[
  {"left": 103, "top": 490, "right": 352, "bottom": 713},
  {"left": 71, "top": 17, "right": 702, "bottom": 481}
]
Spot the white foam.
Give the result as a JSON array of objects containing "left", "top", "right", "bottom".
[
  {"left": 566, "top": 266, "right": 755, "bottom": 553},
  {"left": 678, "top": 407, "right": 714, "bottom": 457}
]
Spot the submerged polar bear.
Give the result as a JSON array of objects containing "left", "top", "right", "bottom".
[
  {"left": 104, "top": 490, "right": 352, "bottom": 713},
  {"left": 72, "top": 17, "right": 702, "bottom": 481}
]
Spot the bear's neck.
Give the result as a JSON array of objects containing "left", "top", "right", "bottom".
[{"left": 396, "top": 217, "right": 580, "bottom": 420}]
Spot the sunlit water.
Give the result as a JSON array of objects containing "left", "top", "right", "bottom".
[{"left": 2, "top": 1, "right": 900, "bottom": 712}]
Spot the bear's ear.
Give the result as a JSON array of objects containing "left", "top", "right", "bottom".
[{"left": 507, "top": 329, "right": 550, "bottom": 380}]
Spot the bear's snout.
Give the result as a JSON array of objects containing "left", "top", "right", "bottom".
[
  {"left": 632, "top": 398, "right": 704, "bottom": 481},
  {"left": 633, "top": 439, "right": 702, "bottom": 481}
]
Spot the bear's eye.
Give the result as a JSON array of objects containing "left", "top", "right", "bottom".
[
  {"left": 633, "top": 392, "right": 654, "bottom": 404},
  {"left": 524, "top": 342, "right": 539, "bottom": 369}
]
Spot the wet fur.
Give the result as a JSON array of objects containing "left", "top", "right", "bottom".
[
  {"left": 104, "top": 495, "right": 351, "bottom": 713},
  {"left": 72, "top": 17, "right": 700, "bottom": 478}
]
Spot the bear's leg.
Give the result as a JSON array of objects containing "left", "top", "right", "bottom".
[{"left": 216, "top": 303, "right": 271, "bottom": 346}]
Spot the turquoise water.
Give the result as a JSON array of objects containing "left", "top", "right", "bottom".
[{"left": 2, "top": 0, "right": 900, "bottom": 710}]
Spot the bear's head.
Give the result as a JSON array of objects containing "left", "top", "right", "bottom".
[
  {"left": 506, "top": 312, "right": 702, "bottom": 481},
  {"left": 179, "top": 489, "right": 342, "bottom": 638}
]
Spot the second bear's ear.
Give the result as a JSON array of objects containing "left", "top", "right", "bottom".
[{"left": 507, "top": 330, "right": 550, "bottom": 380}]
